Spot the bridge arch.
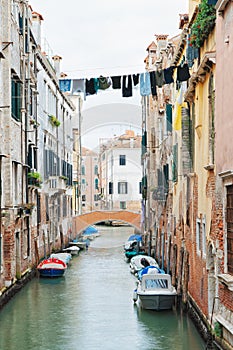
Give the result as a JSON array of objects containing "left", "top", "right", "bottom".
[{"left": 72, "top": 210, "right": 141, "bottom": 235}]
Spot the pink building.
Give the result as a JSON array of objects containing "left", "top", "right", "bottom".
[{"left": 214, "top": 0, "right": 233, "bottom": 347}]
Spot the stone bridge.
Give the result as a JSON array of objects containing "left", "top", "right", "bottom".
[{"left": 72, "top": 210, "right": 141, "bottom": 235}]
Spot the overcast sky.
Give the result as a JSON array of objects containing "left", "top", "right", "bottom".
[
  {"left": 29, "top": 0, "right": 188, "bottom": 78},
  {"left": 29, "top": 0, "right": 188, "bottom": 150}
]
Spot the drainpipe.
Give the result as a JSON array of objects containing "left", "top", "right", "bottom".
[
  {"left": 78, "top": 95, "right": 82, "bottom": 215},
  {"left": 0, "top": 155, "right": 7, "bottom": 270},
  {"left": 141, "top": 95, "right": 147, "bottom": 236},
  {"left": 25, "top": 1, "right": 31, "bottom": 257},
  {"left": 161, "top": 228, "right": 164, "bottom": 270}
]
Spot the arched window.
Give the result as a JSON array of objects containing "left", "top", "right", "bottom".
[{"left": 94, "top": 165, "right": 98, "bottom": 175}]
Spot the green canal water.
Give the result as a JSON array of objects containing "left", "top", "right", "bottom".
[{"left": 0, "top": 226, "right": 206, "bottom": 350}]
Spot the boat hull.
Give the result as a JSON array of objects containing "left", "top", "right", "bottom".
[
  {"left": 37, "top": 258, "right": 67, "bottom": 278},
  {"left": 125, "top": 250, "right": 146, "bottom": 259},
  {"left": 137, "top": 293, "right": 176, "bottom": 310},
  {"left": 38, "top": 268, "right": 66, "bottom": 278},
  {"left": 136, "top": 272, "right": 177, "bottom": 310}
]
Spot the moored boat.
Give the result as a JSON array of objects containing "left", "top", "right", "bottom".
[
  {"left": 129, "top": 255, "right": 159, "bottom": 275},
  {"left": 37, "top": 257, "right": 67, "bottom": 277},
  {"left": 134, "top": 272, "right": 177, "bottom": 310},
  {"left": 124, "top": 234, "right": 145, "bottom": 260},
  {"left": 50, "top": 252, "right": 72, "bottom": 265},
  {"left": 69, "top": 239, "right": 88, "bottom": 250},
  {"left": 63, "top": 246, "right": 80, "bottom": 255}
]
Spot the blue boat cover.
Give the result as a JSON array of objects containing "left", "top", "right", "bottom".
[
  {"left": 138, "top": 265, "right": 165, "bottom": 280},
  {"left": 83, "top": 226, "right": 98, "bottom": 234},
  {"left": 128, "top": 234, "right": 142, "bottom": 242}
]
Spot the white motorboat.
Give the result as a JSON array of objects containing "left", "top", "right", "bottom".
[
  {"left": 50, "top": 252, "right": 72, "bottom": 265},
  {"left": 129, "top": 254, "right": 159, "bottom": 275},
  {"left": 134, "top": 273, "right": 177, "bottom": 311},
  {"left": 63, "top": 246, "right": 80, "bottom": 256},
  {"left": 69, "top": 241, "right": 87, "bottom": 249}
]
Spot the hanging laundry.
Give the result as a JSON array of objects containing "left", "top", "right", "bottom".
[
  {"left": 71, "top": 79, "right": 86, "bottom": 95},
  {"left": 59, "top": 79, "right": 72, "bottom": 92},
  {"left": 111, "top": 76, "right": 121, "bottom": 89},
  {"left": 177, "top": 81, "right": 188, "bottom": 104},
  {"left": 133, "top": 74, "right": 140, "bottom": 86},
  {"left": 98, "top": 76, "right": 111, "bottom": 90},
  {"left": 173, "top": 102, "right": 182, "bottom": 131},
  {"left": 164, "top": 66, "right": 175, "bottom": 84},
  {"left": 122, "top": 75, "right": 133, "bottom": 97},
  {"left": 177, "top": 63, "right": 190, "bottom": 82},
  {"left": 149, "top": 71, "right": 157, "bottom": 97},
  {"left": 140, "top": 72, "right": 151, "bottom": 96},
  {"left": 155, "top": 69, "right": 165, "bottom": 87},
  {"left": 86, "top": 78, "right": 98, "bottom": 95}
]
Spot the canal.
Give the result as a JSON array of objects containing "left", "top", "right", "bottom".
[{"left": 0, "top": 226, "right": 206, "bottom": 350}]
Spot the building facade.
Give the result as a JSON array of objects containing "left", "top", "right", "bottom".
[
  {"left": 99, "top": 130, "right": 142, "bottom": 213},
  {"left": 141, "top": 0, "right": 233, "bottom": 348},
  {"left": 0, "top": 2, "right": 77, "bottom": 302},
  {"left": 80, "top": 147, "right": 100, "bottom": 213}
]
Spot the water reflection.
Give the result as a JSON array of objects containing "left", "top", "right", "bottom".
[{"left": 135, "top": 307, "right": 205, "bottom": 350}]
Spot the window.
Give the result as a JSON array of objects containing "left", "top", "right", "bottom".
[
  {"left": 196, "top": 218, "right": 201, "bottom": 255},
  {"left": 81, "top": 165, "right": 85, "bottom": 175},
  {"left": 109, "top": 182, "right": 113, "bottom": 194},
  {"left": 227, "top": 185, "right": 233, "bottom": 274},
  {"left": 23, "top": 227, "right": 29, "bottom": 258},
  {"left": 94, "top": 178, "right": 98, "bottom": 190},
  {"left": 139, "top": 182, "right": 142, "bottom": 194},
  {"left": 11, "top": 78, "right": 21, "bottom": 121},
  {"left": 118, "top": 182, "right": 128, "bottom": 194},
  {"left": 12, "top": 162, "right": 18, "bottom": 205},
  {"left": 82, "top": 195, "right": 86, "bottom": 201},
  {"left": 81, "top": 178, "right": 86, "bottom": 191},
  {"left": 120, "top": 201, "right": 126, "bottom": 209},
  {"left": 94, "top": 165, "right": 98, "bottom": 175},
  {"left": 119, "top": 155, "right": 126, "bottom": 166},
  {"left": 202, "top": 216, "right": 206, "bottom": 257},
  {"left": 166, "top": 104, "right": 172, "bottom": 133}
]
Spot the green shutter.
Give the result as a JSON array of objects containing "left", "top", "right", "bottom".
[{"left": 172, "top": 144, "right": 178, "bottom": 182}]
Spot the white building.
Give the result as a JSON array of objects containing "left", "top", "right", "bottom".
[
  {"left": 80, "top": 147, "right": 100, "bottom": 213},
  {"left": 99, "top": 130, "right": 142, "bottom": 212}
]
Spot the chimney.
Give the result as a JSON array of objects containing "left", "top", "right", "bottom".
[
  {"left": 155, "top": 34, "right": 169, "bottom": 57},
  {"left": 31, "top": 12, "right": 43, "bottom": 48},
  {"left": 52, "top": 55, "right": 62, "bottom": 76}
]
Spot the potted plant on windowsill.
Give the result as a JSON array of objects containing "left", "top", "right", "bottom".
[
  {"left": 28, "top": 171, "right": 42, "bottom": 187},
  {"left": 59, "top": 175, "right": 68, "bottom": 181},
  {"left": 190, "top": 0, "right": 216, "bottom": 48},
  {"left": 48, "top": 115, "right": 61, "bottom": 127},
  {"left": 19, "top": 202, "right": 36, "bottom": 215}
]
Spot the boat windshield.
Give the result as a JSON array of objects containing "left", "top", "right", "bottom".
[{"left": 145, "top": 279, "right": 168, "bottom": 289}]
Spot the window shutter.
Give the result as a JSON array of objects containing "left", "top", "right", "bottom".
[
  {"left": 172, "top": 144, "right": 178, "bottom": 182},
  {"left": 166, "top": 104, "right": 172, "bottom": 132}
]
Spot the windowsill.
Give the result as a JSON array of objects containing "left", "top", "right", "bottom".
[
  {"left": 215, "top": 314, "right": 233, "bottom": 334},
  {"left": 218, "top": 273, "right": 233, "bottom": 291},
  {"left": 204, "top": 164, "right": 214, "bottom": 171}
]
